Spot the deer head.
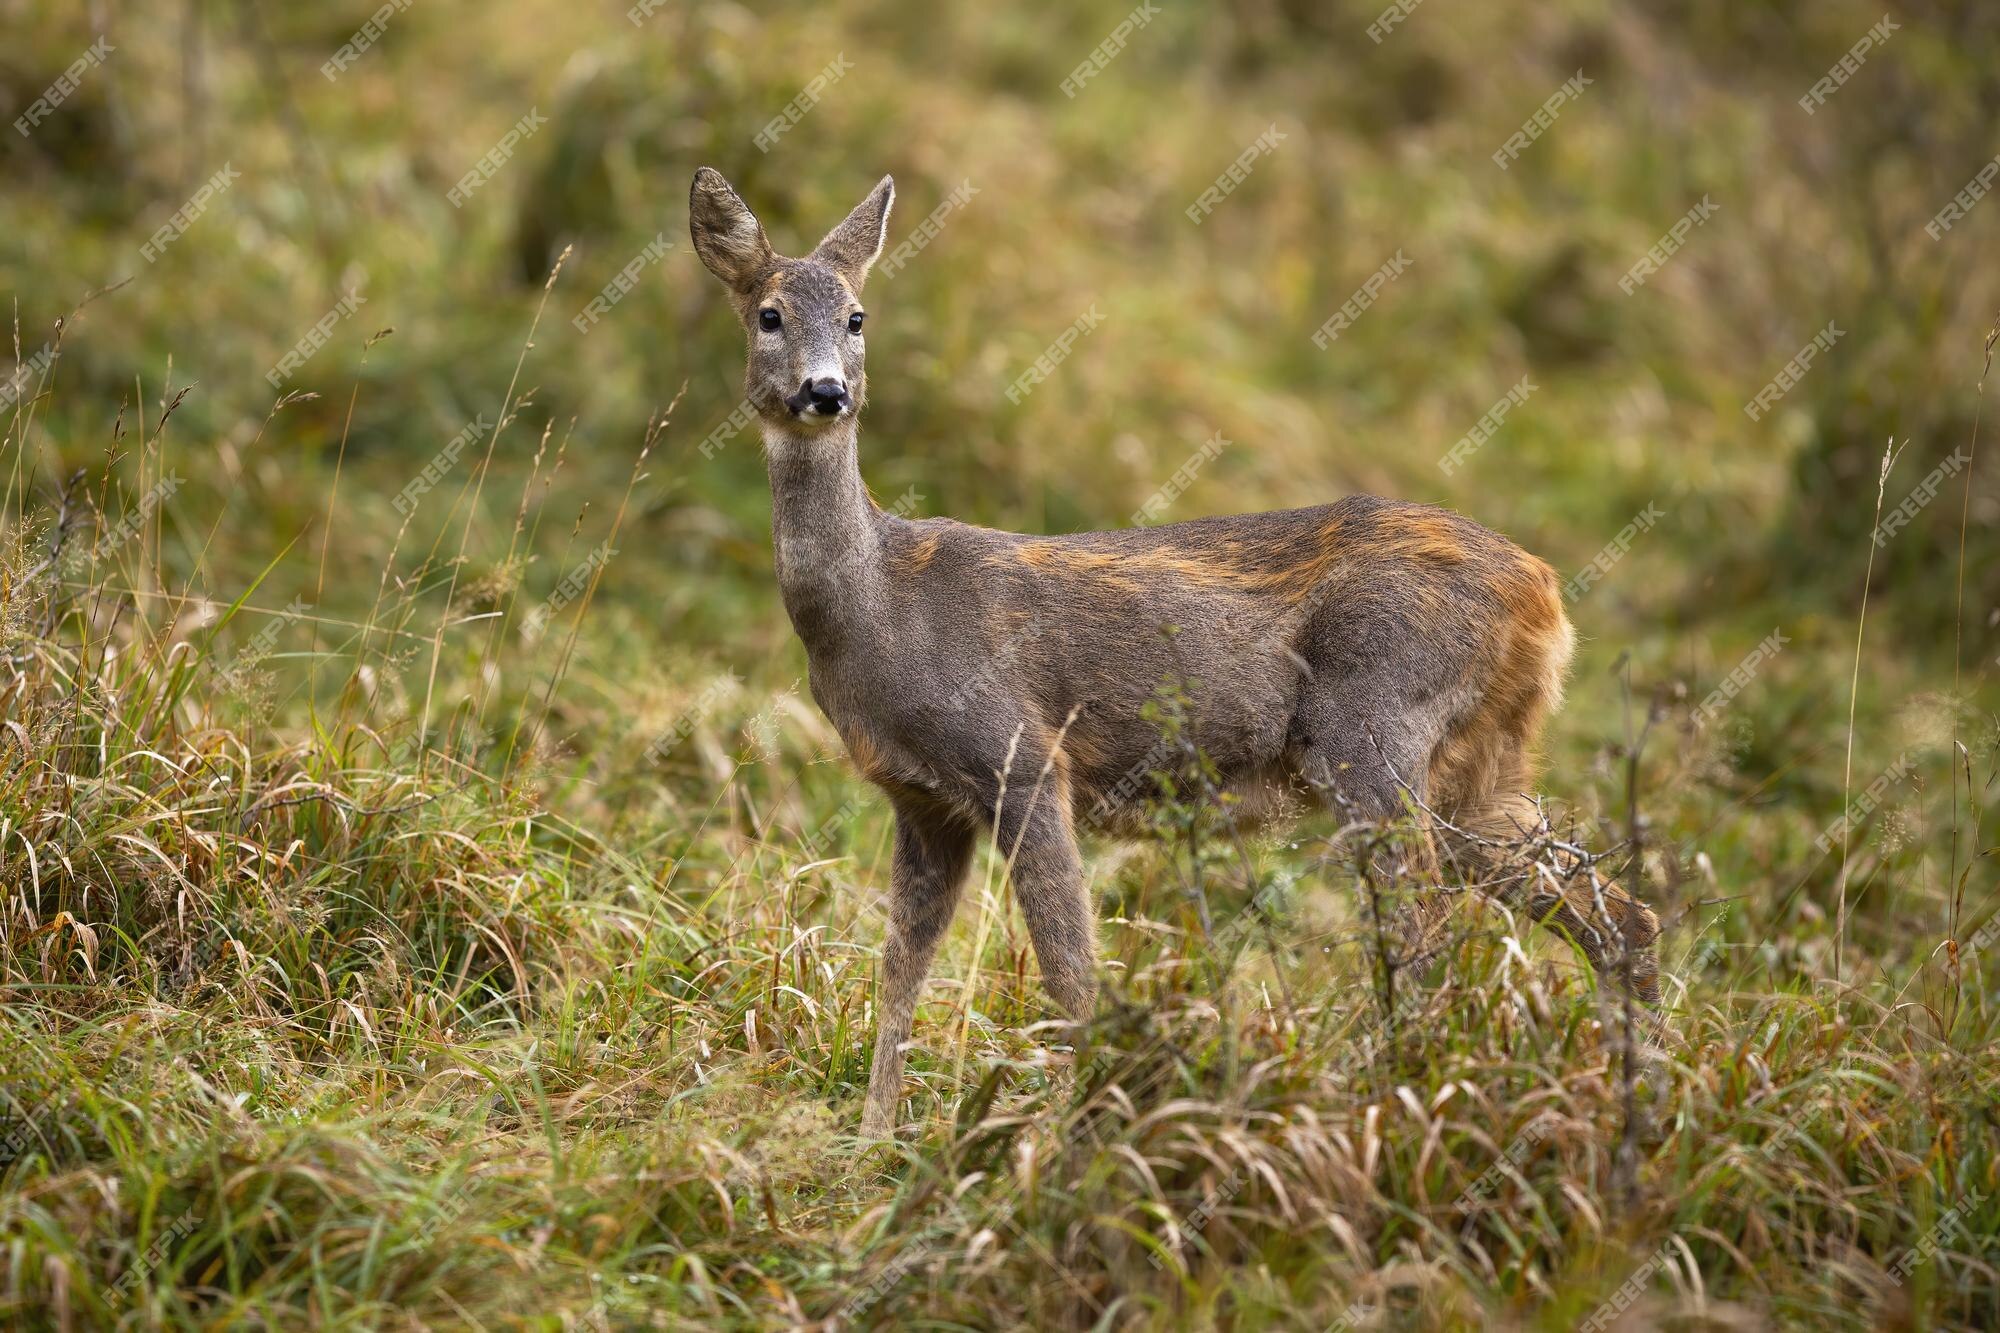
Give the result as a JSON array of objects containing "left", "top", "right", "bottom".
[{"left": 689, "top": 167, "right": 895, "bottom": 432}]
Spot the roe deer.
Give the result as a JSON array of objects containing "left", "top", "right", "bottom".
[{"left": 688, "top": 167, "right": 1662, "bottom": 1139}]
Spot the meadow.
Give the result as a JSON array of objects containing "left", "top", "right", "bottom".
[{"left": 2, "top": 0, "right": 1998, "bottom": 1328}]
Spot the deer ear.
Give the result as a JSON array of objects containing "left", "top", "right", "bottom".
[
  {"left": 689, "top": 167, "right": 775, "bottom": 293},
  {"left": 811, "top": 175, "right": 895, "bottom": 292}
]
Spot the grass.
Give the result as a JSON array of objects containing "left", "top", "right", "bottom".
[
  {"left": 3, "top": 316, "right": 1995, "bottom": 1327},
  {"left": 4, "top": 0, "right": 2000, "bottom": 1328}
]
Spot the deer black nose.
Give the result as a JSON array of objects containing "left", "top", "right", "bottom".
[{"left": 805, "top": 377, "right": 849, "bottom": 415}]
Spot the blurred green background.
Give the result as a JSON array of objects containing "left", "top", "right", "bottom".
[{"left": 6, "top": 3, "right": 2000, "bottom": 1326}]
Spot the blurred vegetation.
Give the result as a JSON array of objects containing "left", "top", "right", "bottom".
[{"left": 2, "top": 0, "right": 1998, "bottom": 1327}]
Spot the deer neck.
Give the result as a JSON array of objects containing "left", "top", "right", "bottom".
[{"left": 762, "top": 418, "right": 885, "bottom": 655}]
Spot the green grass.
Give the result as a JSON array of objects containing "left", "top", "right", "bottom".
[{"left": 3, "top": 0, "right": 1999, "bottom": 1328}]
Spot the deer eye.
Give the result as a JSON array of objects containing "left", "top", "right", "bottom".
[
  {"left": 758, "top": 308, "right": 781, "bottom": 331},
  {"left": 848, "top": 312, "right": 865, "bottom": 334}
]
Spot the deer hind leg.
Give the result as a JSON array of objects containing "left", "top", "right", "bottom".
[
  {"left": 860, "top": 803, "right": 976, "bottom": 1139},
  {"left": 1441, "top": 776, "right": 1662, "bottom": 1003},
  {"left": 1294, "top": 719, "right": 1456, "bottom": 964}
]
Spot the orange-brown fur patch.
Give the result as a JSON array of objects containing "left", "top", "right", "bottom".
[
  {"left": 1051, "top": 724, "right": 1107, "bottom": 775},
  {"left": 897, "top": 532, "right": 943, "bottom": 573},
  {"left": 841, "top": 725, "right": 900, "bottom": 787},
  {"left": 1273, "top": 513, "right": 1472, "bottom": 605},
  {"left": 1427, "top": 551, "right": 1572, "bottom": 814},
  {"left": 1373, "top": 510, "right": 1476, "bottom": 567}
]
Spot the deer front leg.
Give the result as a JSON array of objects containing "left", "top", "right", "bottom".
[
  {"left": 994, "top": 793, "right": 1100, "bottom": 1029},
  {"left": 860, "top": 806, "right": 975, "bottom": 1139}
]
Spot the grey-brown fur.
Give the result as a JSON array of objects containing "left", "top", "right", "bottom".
[{"left": 688, "top": 168, "right": 1661, "bottom": 1139}]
